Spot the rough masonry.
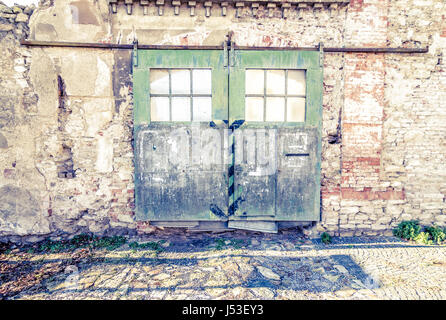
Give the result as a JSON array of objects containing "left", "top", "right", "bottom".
[{"left": 0, "top": 0, "right": 445, "bottom": 242}]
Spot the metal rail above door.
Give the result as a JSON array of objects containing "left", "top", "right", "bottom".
[{"left": 20, "top": 39, "right": 429, "bottom": 54}]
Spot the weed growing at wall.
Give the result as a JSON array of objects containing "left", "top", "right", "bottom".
[
  {"left": 393, "top": 221, "right": 446, "bottom": 245},
  {"left": 37, "top": 234, "right": 127, "bottom": 253},
  {"left": 393, "top": 220, "right": 421, "bottom": 240},
  {"left": 321, "top": 232, "right": 332, "bottom": 244},
  {"left": 213, "top": 238, "right": 247, "bottom": 250},
  {"left": 0, "top": 242, "right": 11, "bottom": 255},
  {"left": 424, "top": 226, "right": 446, "bottom": 244},
  {"left": 128, "top": 240, "right": 165, "bottom": 253}
]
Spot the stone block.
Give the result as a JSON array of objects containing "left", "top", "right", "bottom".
[
  {"left": 340, "top": 206, "right": 360, "bottom": 214},
  {"left": 0, "top": 23, "right": 13, "bottom": 32},
  {"left": 15, "top": 13, "right": 28, "bottom": 23},
  {"left": 96, "top": 135, "right": 113, "bottom": 173},
  {"left": 371, "top": 224, "right": 387, "bottom": 230}
]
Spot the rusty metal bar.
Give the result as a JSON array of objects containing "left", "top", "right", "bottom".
[
  {"left": 20, "top": 39, "right": 224, "bottom": 50},
  {"left": 233, "top": 45, "right": 428, "bottom": 53},
  {"left": 20, "top": 39, "right": 428, "bottom": 53},
  {"left": 233, "top": 45, "right": 318, "bottom": 51},
  {"left": 323, "top": 47, "right": 429, "bottom": 53}
]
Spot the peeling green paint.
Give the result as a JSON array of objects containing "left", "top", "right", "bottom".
[{"left": 133, "top": 49, "right": 322, "bottom": 223}]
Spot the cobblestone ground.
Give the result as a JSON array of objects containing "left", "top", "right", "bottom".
[{"left": 1, "top": 230, "right": 446, "bottom": 300}]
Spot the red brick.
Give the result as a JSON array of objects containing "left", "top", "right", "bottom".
[
  {"left": 341, "top": 187, "right": 405, "bottom": 200},
  {"left": 321, "top": 186, "right": 341, "bottom": 198}
]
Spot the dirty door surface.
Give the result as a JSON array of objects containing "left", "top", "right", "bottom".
[
  {"left": 133, "top": 50, "right": 229, "bottom": 221},
  {"left": 134, "top": 49, "right": 322, "bottom": 224},
  {"left": 228, "top": 50, "right": 322, "bottom": 221}
]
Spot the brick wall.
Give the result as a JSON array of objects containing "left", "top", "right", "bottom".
[{"left": 319, "top": 0, "right": 446, "bottom": 236}]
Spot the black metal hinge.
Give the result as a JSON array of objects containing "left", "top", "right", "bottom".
[
  {"left": 133, "top": 39, "right": 138, "bottom": 67},
  {"left": 319, "top": 42, "right": 324, "bottom": 67}
]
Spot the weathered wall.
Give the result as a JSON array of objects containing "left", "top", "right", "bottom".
[
  {"left": 0, "top": 2, "right": 52, "bottom": 240},
  {"left": 320, "top": 0, "right": 446, "bottom": 236},
  {"left": 0, "top": 0, "right": 444, "bottom": 242}
]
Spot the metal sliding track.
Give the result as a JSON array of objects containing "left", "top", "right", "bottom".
[{"left": 20, "top": 39, "right": 429, "bottom": 54}]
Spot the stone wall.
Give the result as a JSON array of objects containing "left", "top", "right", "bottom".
[
  {"left": 0, "top": 2, "right": 52, "bottom": 241},
  {"left": 0, "top": 0, "right": 445, "bottom": 242},
  {"left": 320, "top": 0, "right": 446, "bottom": 236}
]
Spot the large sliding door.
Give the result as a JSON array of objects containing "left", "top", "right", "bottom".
[
  {"left": 133, "top": 48, "right": 322, "bottom": 230},
  {"left": 134, "top": 50, "right": 229, "bottom": 221},
  {"left": 228, "top": 50, "right": 322, "bottom": 225}
]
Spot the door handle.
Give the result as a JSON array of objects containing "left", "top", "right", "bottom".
[{"left": 285, "top": 153, "right": 309, "bottom": 157}]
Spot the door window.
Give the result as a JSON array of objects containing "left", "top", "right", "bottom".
[
  {"left": 245, "top": 69, "right": 306, "bottom": 122},
  {"left": 149, "top": 68, "right": 212, "bottom": 122}
]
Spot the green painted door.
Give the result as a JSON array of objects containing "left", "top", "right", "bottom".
[
  {"left": 228, "top": 50, "right": 323, "bottom": 222},
  {"left": 133, "top": 50, "right": 229, "bottom": 221},
  {"left": 133, "top": 48, "right": 322, "bottom": 224}
]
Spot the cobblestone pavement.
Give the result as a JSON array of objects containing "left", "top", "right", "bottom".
[{"left": 2, "top": 230, "right": 446, "bottom": 300}]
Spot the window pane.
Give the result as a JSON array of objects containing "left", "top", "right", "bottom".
[
  {"left": 265, "top": 97, "right": 285, "bottom": 122},
  {"left": 193, "top": 97, "right": 212, "bottom": 121},
  {"left": 150, "top": 69, "right": 169, "bottom": 94},
  {"left": 151, "top": 97, "right": 170, "bottom": 121},
  {"left": 193, "top": 69, "right": 212, "bottom": 94},
  {"left": 288, "top": 70, "right": 306, "bottom": 95},
  {"left": 266, "top": 70, "right": 285, "bottom": 95},
  {"left": 245, "top": 97, "right": 264, "bottom": 121},
  {"left": 171, "top": 97, "right": 191, "bottom": 121},
  {"left": 245, "top": 69, "right": 264, "bottom": 95},
  {"left": 171, "top": 69, "right": 190, "bottom": 94},
  {"left": 287, "top": 98, "right": 306, "bottom": 122}
]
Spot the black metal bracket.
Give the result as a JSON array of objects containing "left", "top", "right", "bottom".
[
  {"left": 223, "top": 39, "right": 228, "bottom": 67},
  {"left": 319, "top": 42, "right": 324, "bottom": 67},
  {"left": 229, "top": 41, "right": 235, "bottom": 67},
  {"left": 133, "top": 39, "right": 138, "bottom": 67}
]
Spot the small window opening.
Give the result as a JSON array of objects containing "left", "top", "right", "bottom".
[
  {"left": 150, "top": 68, "right": 212, "bottom": 122},
  {"left": 245, "top": 69, "right": 306, "bottom": 122},
  {"left": 57, "top": 145, "right": 75, "bottom": 179}
]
